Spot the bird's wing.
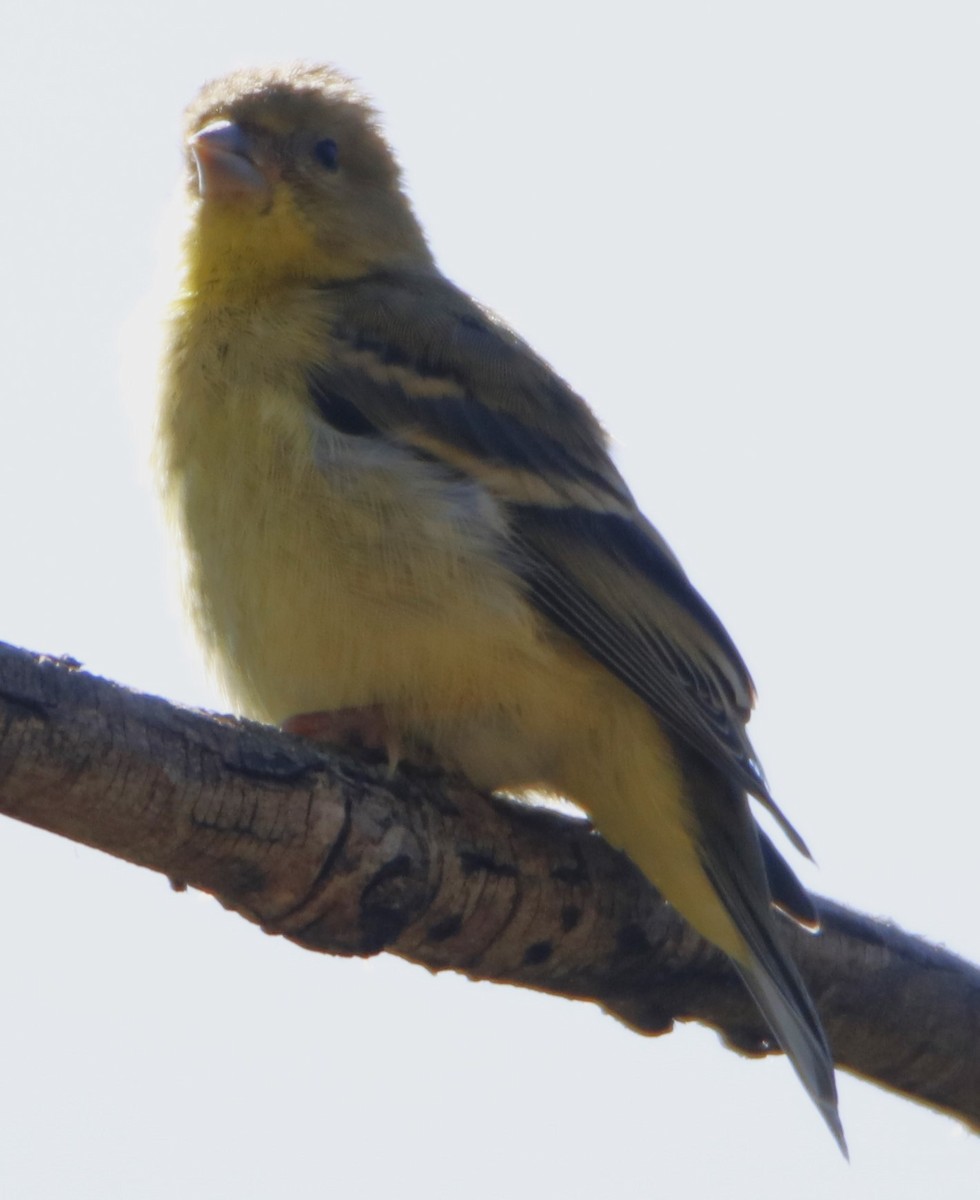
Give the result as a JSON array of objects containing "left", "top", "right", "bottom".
[{"left": 308, "top": 271, "right": 806, "bottom": 854}]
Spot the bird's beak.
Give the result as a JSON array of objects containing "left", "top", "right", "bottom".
[{"left": 189, "top": 120, "right": 269, "bottom": 201}]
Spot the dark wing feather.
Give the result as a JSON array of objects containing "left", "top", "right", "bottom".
[{"left": 309, "top": 270, "right": 807, "bottom": 854}]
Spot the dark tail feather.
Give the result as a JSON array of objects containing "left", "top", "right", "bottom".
[
  {"left": 690, "top": 768, "right": 846, "bottom": 1155},
  {"left": 759, "top": 828, "right": 819, "bottom": 929},
  {"left": 735, "top": 943, "right": 848, "bottom": 1157}
]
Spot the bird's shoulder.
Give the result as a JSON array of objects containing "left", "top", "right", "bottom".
[{"left": 308, "top": 269, "right": 634, "bottom": 512}]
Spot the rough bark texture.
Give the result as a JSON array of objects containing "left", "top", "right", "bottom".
[{"left": 0, "top": 640, "right": 977, "bottom": 1130}]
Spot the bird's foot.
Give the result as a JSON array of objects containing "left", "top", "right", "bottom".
[
  {"left": 282, "top": 704, "right": 391, "bottom": 755},
  {"left": 282, "top": 705, "right": 446, "bottom": 778}
]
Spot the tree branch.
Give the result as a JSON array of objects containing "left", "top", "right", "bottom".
[{"left": 0, "top": 640, "right": 977, "bottom": 1130}]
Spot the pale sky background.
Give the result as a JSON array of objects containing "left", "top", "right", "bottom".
[{"left": 1, "top": 3, "right": 978, "bottom": 1197}]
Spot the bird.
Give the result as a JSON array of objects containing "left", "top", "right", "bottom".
[{"left": 158, "top": 63, "right": 845, "bottom": 1153}]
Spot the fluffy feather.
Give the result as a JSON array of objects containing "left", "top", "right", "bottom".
[{"left": 158, "top": 63, "right": 844, "bottom": 1152}]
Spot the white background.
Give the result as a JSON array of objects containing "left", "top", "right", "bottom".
[{"left": 1, "top": 3, "right": 977, "bottom": 1197}]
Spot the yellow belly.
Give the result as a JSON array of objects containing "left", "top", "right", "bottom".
[
  {"left": 158, "top": 287, "right": 744, "bottom": 961},
  {"left": 160, "top": 289, "right": 551, "bottom": 746}
]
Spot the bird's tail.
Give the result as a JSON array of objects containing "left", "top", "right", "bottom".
[
  {"left": 732, "top": 917, "right": 847, "bottom": 1157},
  {"left": 561, "top": 705, "right": 845, "bottom": 1153},
  {"left": 695, "top": 782, "right": 847, "bottom": 1157}
]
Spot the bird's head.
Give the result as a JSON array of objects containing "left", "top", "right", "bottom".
[{"left": 181, "top": 64, "right": 433, "bottom": 295}]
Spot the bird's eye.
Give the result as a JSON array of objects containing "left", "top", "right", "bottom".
[{"left": 313, "top": 138, "right": 340, "bottom": 171}]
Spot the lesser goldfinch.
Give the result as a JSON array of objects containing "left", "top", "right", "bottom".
[{"left": 159, "top": 64, "right": 844, "bottom": 1152}]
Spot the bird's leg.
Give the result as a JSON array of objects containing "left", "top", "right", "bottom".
[
  {"left": 282, "top": 704, "right": 393, "bottom": 754},
  {"left": 281, "top": 705, "right": 449, "bottom": 779}
]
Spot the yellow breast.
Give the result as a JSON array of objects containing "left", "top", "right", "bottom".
[
  {"left": 157, "top": 284, "right": 696, "bottom": 939},
  {"left": 158, "top": 287, "right": 544, "bottom": 731}
]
